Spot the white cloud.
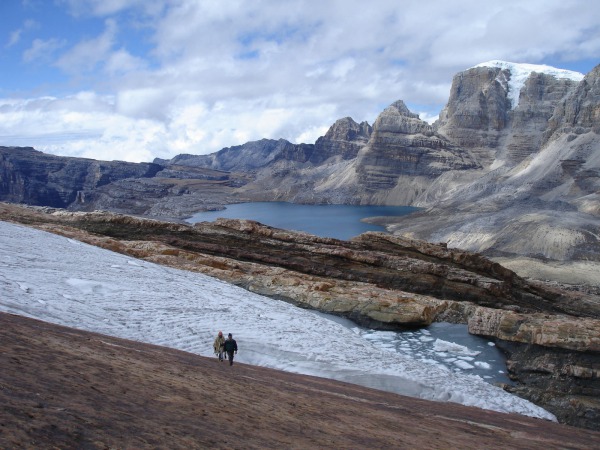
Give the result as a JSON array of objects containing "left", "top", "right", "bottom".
[
  {"left": 104, "top": 48, "right": 148, "bottom": 76},
  {"left": 22, "top": 37, "right": 66, "bottom": 63},
  {"left": 3, "top": 0, "right": 600, "bottom": 162},
  {"left": 55, "top": 18, "right": 117, "bottom": 73},
  {"left": 6, "top": 29, "right": 24, "bottom": 48},
  {"left": 5, "top": 19, "right": 38, "bottom": 48},
  {"left": 116, "top": 87, "right": 173, "bottom": 120}
]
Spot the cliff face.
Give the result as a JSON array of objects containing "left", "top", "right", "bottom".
[
  {"left": 167, "top": 138, "right": 316, "bottom": 172},
  {"left": 310, "top": 116, "right": 372, "bottom": 164},
  {"left": 388, "top": 64, "right": 600, "bottom": 264},
  {"left": 435, "top": 63, "right": 582, "bottom": 168},
  {"left": 506, "top": 72, "right": 579, "bottom": 164},
  {"left": 0, "top": 146, "right": 162, "bottom": 209},
  {"left": 349, "top": 101, "right": 480, "bottom": 204},
  {"left": 545, "top": 64, "right": 600, "bottom": 138},
  {"left": 434, "top": 66, "right": 511, "bottom": 166}
]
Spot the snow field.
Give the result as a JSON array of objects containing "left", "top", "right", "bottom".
[{"left": 0, "top": 221, "right": 556, "bottom": 421}]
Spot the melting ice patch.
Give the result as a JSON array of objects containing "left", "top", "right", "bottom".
[
  {"left": 318, "top": 313, "right": 510, "bottom": 385},
  {"left": 0, "top": 220, "right": 555, "bottom": 421},
  {"left": 433, "top": 339, "right": 481, "bottom": 356}
]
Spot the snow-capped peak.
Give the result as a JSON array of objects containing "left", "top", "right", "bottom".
[{"left": 472, "top": 60, "right": 584, "bottom": 109}]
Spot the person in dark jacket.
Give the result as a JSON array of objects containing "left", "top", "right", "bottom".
[{"left": 223, "top": 333, "right": 238, "bottom": 366}]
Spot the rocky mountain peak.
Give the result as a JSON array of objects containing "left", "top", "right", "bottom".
[
  {"left": 545, "top": 63, "right": 600, "bottom": 138},
  {"left": 387, "top": 100, "right": 420, "bottom": 118},
  {"left": 2, "top": 61, "right": 598, "bottom": 277},
  {"left": 309, "top": 117, "right": 372, "bottom": 164},
  {"left": 473, "top": 60, "right": 584, "bottom": 110},
  {"left": 434, "top": 61, "right": 585, "bottom": 168},
  {"left": 322, "top": 116, "right": 372, "bottom": 142},
  {"left": 373, "top": 100, "right": 432, "bottom": 135}
]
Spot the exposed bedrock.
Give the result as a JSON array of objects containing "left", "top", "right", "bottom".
[
  {"left": 0, "top": 146, "right": 162, "bottom": 208},
  {"left": 499, "top": 339, "right": 600, "bottom": 430},
  {"left": 467, "top": 307, "right": 600, "bottom": 428},
  {"left": 3, "top": 204, "right": 599, "bottom": 429}
]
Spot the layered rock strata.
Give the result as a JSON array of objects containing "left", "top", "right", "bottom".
[
  {"left": 2, "top": 203, "right": 598, "bottom": 429},
  {"left": 310, "top": 117, "right": 372, "bottom": 164},
  {"left": 352, "top": 101, "right": 480, "bottom": 204},
  {"left": 0, "top": 146, "right": 162, "bottom": 208},
  {"left": 0, "top": 146, "right": 250, "bottom": 220}
]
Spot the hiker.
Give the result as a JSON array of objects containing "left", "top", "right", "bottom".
[
  {"left": 213, "top": 331, "right": 225, "bottom": 362},
  {"left": 223, "top": 333, "right": 238, "bottom": 366}
]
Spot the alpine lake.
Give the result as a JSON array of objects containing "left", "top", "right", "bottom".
[{"left": 186, "top": 201, "right": 419, "bottom": 240}]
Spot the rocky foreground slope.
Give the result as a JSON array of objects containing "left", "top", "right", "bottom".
[
  {"left": 4, "top": 312, "right": 598, "bottom": 449},
  {"left": 2, "top": 203, "right": 599, "bottom": 430}
]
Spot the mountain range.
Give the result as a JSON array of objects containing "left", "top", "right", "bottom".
[{"left": 1, "top": 60, "right": 599, "bottom": 284}]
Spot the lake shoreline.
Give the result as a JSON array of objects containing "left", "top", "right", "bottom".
[{"left": 186, "top": 201, "right": 421, "bottom": 241}]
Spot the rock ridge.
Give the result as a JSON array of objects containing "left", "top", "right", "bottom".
[{"left": 2, "top": 203, "right": 599, "bottom": 429}]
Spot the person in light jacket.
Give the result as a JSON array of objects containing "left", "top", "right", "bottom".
[
  {"left": 223, "top": 333, "right": 238, "bottom": 366},
  {"left": 213, "top": 331, "right": 225, "bottom": 361}
]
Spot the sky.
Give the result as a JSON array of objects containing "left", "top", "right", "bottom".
[
  {"left": 0, "top": 0, "right": 599, "bottom": 163},
  {"left": 0, "top": 219, "right": 555, "bottom": 420}
]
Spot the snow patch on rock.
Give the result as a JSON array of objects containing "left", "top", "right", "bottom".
[{"left": 473, "top": 60, "right": 584, "bottom": 109}]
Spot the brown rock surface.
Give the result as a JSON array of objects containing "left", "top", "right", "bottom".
[
  {"left": 468, "top": 307, "right": 600, "bottom": 352},
  {"left": 2, "top": 312, "right": 598, "bottom": 449}
]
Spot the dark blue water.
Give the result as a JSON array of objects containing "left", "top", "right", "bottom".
[
  {"left": 186, "top": 202, "right": 419, "bottom": 240},
  {"left": 312, "top": 311, "right": 512, "bottom": 385}
]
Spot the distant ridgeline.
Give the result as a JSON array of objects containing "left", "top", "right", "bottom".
[{"left": 1, "top": 61, "right": 599, "bottom": 262}]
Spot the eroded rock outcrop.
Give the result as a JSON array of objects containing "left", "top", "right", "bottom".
[
  {"left": 545, "top": 64, "right": 600, "bottom": 140},
  {"left": 350, "top": 101, "right": 480, "bottom": 204},
  {"left": 0, "top": 146, "right": 162, "bottom": 208},
  {"left": 435, "top": 62, "right": 582, "bottom": 168},
  {"left": 310, "top": 117, "right": 372, "bottom": 164},
  {"left": 386, "top": 63, "right": 599, "bottom": 266},
  {"left": 2, "top": 203, "right": 599, "bottom": 429}
]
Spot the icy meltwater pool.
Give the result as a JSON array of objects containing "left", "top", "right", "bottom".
[{"left": 313, "top": 312, "right": 512, "bottom": 385}]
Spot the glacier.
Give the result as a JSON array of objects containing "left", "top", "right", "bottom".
[{"left": 0, "top": 220, "right": 556, "bottom": 421}]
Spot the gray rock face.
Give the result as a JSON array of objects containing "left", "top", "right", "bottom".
[
  {"left": 181, "top": 117, "right": 375, "bottom": 204},
  {"left": 160, "top": 138, "right": 314, "bottom": 172},
  {"left": 505, "top": 72, "right": 579, "bottom": 164},
  {"left": 0, "top": 146, "right": 161, "bottom": 209},
  {"left": 162, "top": 118, "right": 371, "bottom": 173},
  {"left": 545, "top": 64, "right": 600, "bottom": 140},
  {"left": 435, "top": 66, "right": 581, "bottom": 167},
  {"left": 310, "top": 117, "right": 372, "bottom": 164},
  {"left": 355, "top": 101, "right": 479, "bottom": 193},
  {"left": 387, "top": 64, "right": 600, "bottom": 265},
  {"left": 434, "top": 66, "right": 511, "bottom": 166}
]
